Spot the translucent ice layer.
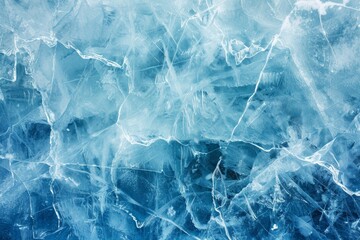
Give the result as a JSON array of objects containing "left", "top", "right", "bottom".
[{"left": 1, "top": 0, "right": 360, "bottom": 239}]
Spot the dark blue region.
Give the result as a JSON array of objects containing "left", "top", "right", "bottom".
[{"left": 1, "top": 122, "right": 360, "bottom": 239}]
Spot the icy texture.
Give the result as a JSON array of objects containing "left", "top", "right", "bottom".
[{"left": 1, "top": 0, "right": 360, "bottom": 239}]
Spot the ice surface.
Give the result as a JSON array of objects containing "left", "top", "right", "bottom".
[{"left": 1, "top": 0, "right": 360, "bottom": 239}]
